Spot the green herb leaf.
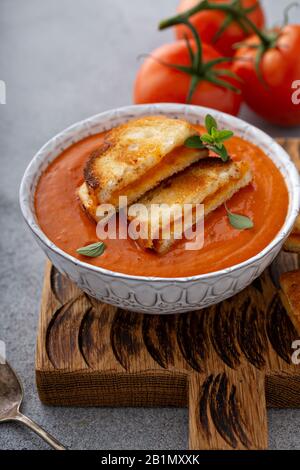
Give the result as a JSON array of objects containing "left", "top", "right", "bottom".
[
  {"left": 217, "top": 130, "right": 234, "bottom": 141},
  {"left": 205, "top": 114, "right": 218, "bottom": 134},
  {"left": 225, "top": 205, "right": 254, "bottom": 230},
  {"left": 184, "top": 135, "right": 205, "bottom": 149},
  {"left": 214, "top": 142, "right": 224, "bottom": 150},
  {"left": 211, "top": 144, "right": 229, "bottom": 162},
  {"left": 186, "top": 114, "right": 234, "bottom": 163},
  {"left": 211, "top": 127, "right": 218, "bottom": 139},
  {"left": 77, "top": 241, "right": 106, "bottom": 258},
  {"left": 200, "top": 133, "right": 214, "bottom": 144}
]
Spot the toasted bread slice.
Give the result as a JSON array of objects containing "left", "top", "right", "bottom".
[
  {"left": 293, "top": 215, "right": 300, "bottom": 235},
  {"left": 78, "top": 116, "right": 208, "bottom": 220},
  {"left": 128, "top": 158, "right": 252, "bottom": 254},
  {"left": 280, "top": 270, "right": 300, "bottom": 333},
  {"left": 283, "top": 215, "right": 300, "bottom": 253},
  {"left": 284, "top": 234, "right": 300, "bottom": 253}
]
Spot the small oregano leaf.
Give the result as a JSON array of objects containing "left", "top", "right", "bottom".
[
  {"left": 205, "top": 114, "right": 218, "bottom": 133},
  {"left": 211, "top": 144, "right": 229, "bottom": 162},
  {"left": 77, "top": 241, "right": 106, "bottom": 258},
  {"left": 184, "top": 135, "right": 206, "bottom": 149},
  {"left": 200, "top": 133, "right": 214, "bottom": 144},
  {"left": 186, "top": 114, "right": 234, "bottom": 163},
  {"left": 217, "top": 130, "right": 234, "bottom": 141},
  {"left": 225, "top": 204, "right": 254, "bottom": 230}
]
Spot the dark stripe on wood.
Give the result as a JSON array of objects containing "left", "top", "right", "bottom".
[
  {"left": 50, "top": 265, "right": 68, "bottom": 304},
  {"left": 78, "top": 307, "right": 93, "bottom": 367},
  {"left": 229, "top": 385, "right": 251, "bottom": 449},
  {"left": 110, "top": 310, "right": 142, "bottom": 370},
  {"left": 50, "top": 265, "right": 80, "bottom": 304},
  {"left": 237, "top": 299, "right": 267, "bottom": 369},
  {"left": 142, "top": 315, "right": 175, "bottom": 369},
  {"left": 210, "top": 305, "right": 241, "bottom": 369},
  {"left": 78, "top": 302, "right": 111, "bottom": 367},
  {"left": 45, "top": 295, "right": 89, "bottom": 369},
  {"left": 177, "top": 311, "right": 208, "bottom": 372},
  {"left": 209, "top": 373, "right": 238, "bottom": 448},
  {"left": 46, "top": 304, "right": 65, "bottom": 368},
  {"left": 267, "top": 295, "right": 298, "bottom": 364},
  {"left": 252, "top": 277, "right": 263, "bottom": 294},
  {"left": 199, "top": 374, "right": 214, "bottom": 438}
]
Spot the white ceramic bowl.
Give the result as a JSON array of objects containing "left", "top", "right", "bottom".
[{"left": 20, "top": 104, "right": 300, "bottom": 314}]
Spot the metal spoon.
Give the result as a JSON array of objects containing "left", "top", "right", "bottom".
[{"left": 0, "top": 357, "right": 66, "bottom": 450}]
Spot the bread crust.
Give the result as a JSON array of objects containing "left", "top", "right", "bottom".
[
  {"left": 283, "top": 215, "right": 300, "bottom": 253},
  {"left": 84, "top": 143, "right": 111, "bottom": 190},
  {"left": 280, "top": 270, "right": 300, "bottom": 333}
]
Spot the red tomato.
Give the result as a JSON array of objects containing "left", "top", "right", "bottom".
[
  {"left": 233, "top": 25, "right": 300, "bottom": 126},
  {"left": 175, "top": 0, "right": 265, "bottom": 57},
  {"left": 134, "top": 40, "right": 242, "bottom": 116}
]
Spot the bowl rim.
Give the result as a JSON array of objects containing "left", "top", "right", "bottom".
[{"left": 20, "top": 103, "right": 300, "bottom": 283}]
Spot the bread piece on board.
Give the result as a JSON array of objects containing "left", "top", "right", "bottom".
[{"left": 280, "top": 270, "right": 300, "bottom": 334}]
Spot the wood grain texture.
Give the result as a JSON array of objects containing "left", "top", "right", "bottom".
[
  {"left": 189, "top": 368, "right": 267, "bottom": 450},
  {"left": 35, "top": 139, "right": 300, "bottom": 450}
]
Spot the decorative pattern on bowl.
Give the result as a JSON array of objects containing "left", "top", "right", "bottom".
[{"left": 19, "top": 104, "right": 300, "bottom": 314}]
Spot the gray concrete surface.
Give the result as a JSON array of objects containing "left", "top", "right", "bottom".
[{"left": 0, "top": 0, "right": 300, "bottom": 450}]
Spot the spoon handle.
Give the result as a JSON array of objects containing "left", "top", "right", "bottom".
[{"left": 14, "top": 412, "right": 66, "bottom": 450}]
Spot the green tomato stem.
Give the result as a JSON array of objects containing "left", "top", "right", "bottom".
[{"left": 159, "top": 0, "right": 272, "bottom": 48}]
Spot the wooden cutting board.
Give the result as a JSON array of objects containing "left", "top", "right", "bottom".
[{"left": 36, "top": 139, "right": 300, "bottom": 450}]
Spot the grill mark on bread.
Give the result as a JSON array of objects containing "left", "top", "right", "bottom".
[{"left": 84, "top": 142, "right": 112, "bottom": 190}]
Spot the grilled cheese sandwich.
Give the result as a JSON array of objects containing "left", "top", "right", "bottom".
[
  {"left": 78, "top": 116, "right": 208, "bottom": 220},
  {"left": 128, "top": 158, "right": 252, "bottom": 254}
]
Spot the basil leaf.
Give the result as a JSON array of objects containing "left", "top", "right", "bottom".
[
  {"left": 184, "top": 135, "right": 205, "bottom": 149},
  {"left": 77, "top": 241, "right": 106, "bottom": 257},
  {"left": 225, "top": 206, "right": 254, "bottom": 230},
  {"left": 205, "top": 114, "right": 218, "bottom": 134}
]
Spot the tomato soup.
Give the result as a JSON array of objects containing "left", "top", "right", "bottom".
[{"left": 35, "top": 127, "right": 288, "bottom": 278}]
